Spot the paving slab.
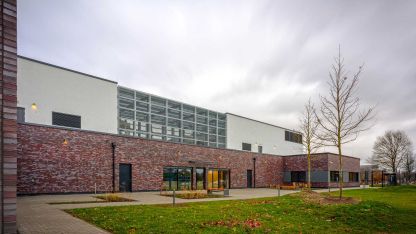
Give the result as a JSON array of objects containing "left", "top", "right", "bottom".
[{"left": 17, "top": 187, "right": 366, "bottom": 233}]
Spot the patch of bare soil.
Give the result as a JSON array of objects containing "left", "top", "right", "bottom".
[
  {"left": 203, "top": 219, "right": 262, "bottom": 229},
  {"left": 294, "top": 190, "right": 360, "bottom": 205},
  {"left": 247, "top": 200, "right": 275, "bottom": 205}
]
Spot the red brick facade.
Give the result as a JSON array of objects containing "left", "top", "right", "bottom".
[
  {"left": 1, "top": 0, "right": 17, "bottom": 232},
  {"left": 17, "top": 123, "right": 285, "bottom": 194},
  {"left": 17, "top": 123, "right": 360, "bottom": 194}
]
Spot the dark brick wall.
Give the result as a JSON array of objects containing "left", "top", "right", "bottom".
[
  {"left": 1, "top": 0, "right": 17, "bottom": 232},
  {"left": 284, "top": 153, "right": 360, "bottom": 187},
  {"left": 17, "top": 123, "right": 284, "bottom": 194}
]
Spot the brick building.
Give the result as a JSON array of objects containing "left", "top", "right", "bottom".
[
  {"left": 17, "top": 123, "right": 360, "bottom": 194},
  {"left": 13, "top": 39, "right": 360, "bottom": 196}
]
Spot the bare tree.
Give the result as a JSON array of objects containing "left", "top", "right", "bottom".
[
  {"left": 316, "top": 48, "right": 374, "bottom": 198},
  {"left": 299, "top": 99, "right": 321, "bottom": 189},
  {"left": 373, "top": 130, "right": 413, "bottom": 184},
  {"left": 403, "top": 152, "right": 415, "bottom": 183}
]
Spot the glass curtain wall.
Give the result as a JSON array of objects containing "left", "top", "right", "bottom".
[
  {"left": 207, "top": 169, "right": 229, "bottom": 190},
  {"left": 163, "top": 167, "right": 193, "bottom": 190},
  {"left": 196, "top": 168, "right": 205, "bottom": 190},
  {"left": 118, "top": 87, "right": 227, "bottom": 148}
]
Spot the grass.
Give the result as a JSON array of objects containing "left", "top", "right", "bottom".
[
  {"left": 67, "top": 186, "right": 416, "bottom": 233},
  {"left": 162, "top": 193, "right": 224, "bottom": 199}
]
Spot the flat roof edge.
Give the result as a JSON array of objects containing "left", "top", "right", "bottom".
[
  {"left": 225, "top": 112, "right": 301, "bottom": 134},
  {"left": 284, "top": 152, "right": 361, "bottom": 160},
  {"left": 18, "top": 55, "right": 118, "bottom": 84}
]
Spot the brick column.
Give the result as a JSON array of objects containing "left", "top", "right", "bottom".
[{"left": 1, "top": 0, "right": 17, "bottom": 233}]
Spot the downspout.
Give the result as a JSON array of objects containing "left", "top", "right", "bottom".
[
  {"left": 253, "top": 157, "right": 256, "bottom": 188},
  {"left": 111, "top": 142, "right": 116, "bottom": 193}
]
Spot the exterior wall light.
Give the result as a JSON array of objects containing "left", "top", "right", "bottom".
[
  {"left": 63, "top": 139, "right": 68, "bottom": 145},
  {"left": 31, "top": 103, "right": 37, "bottom": 110}
]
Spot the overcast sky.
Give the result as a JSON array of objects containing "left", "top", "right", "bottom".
[{"left": 18, "top": 0, "right": 416, "bottom": 161}]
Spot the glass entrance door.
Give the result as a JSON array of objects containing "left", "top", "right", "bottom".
[{"left": 207, "top": 169, "right": 229, "bottom": 190}]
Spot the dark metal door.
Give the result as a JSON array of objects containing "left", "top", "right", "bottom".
[
  {"left": 247, "top": 170, "right": 253, "bottom": 188},
  {"left": 119, "top": 164, "right": 132, "bottom": 192}
]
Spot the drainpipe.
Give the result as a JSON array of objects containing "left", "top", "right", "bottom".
[
  {"left": 111, "top": 143, "right": 116, "bottom": 193},
  {"left": 253, "top": 157, "right": 256, "bottom": 188}
]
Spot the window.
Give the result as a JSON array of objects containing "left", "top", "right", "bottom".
[
  {"left": 196, "top": 168, "right": 205, "bottom": 190},
  {"left": 151, "top": 115, "right": 165, "bottom": 125},
  {"left": 209, "top": 111, "right": 217, "bottom": 119},
  {"left": 136, "top": 92, "right": 149, "bottom": 102},
  {"left": 119, "top": 98, "right": 134, "bottom": 109},
  {"left": 183, "top": 121, "right": 194, "bottom": 130},
  {"left": 168, "top": 109, "right": 181, "bottom": 119},
  {"left": 167, "top": 137, "right": 181, "bottom": 143},
  {"left": 136, "top": 122, "right": 148, "bottom": 132},
  {"left": 196, "top": 115, "right": 208, "bottom": 124},
  {"left": 52, "top": 112, "right": 81, "bottom": 128},
  {"left": 258, "top": 145, "right": 263, "bottom": 153},
  {"left": 151, "top": 124, "right": 165, "bottom": 134},
  {"left": 183, "top": 104, "right": 195, "bottom": 113},
  {"left": 136, "top": 132, "right": 149, "bottom": 139},
  {"left": 119, "top": 88, "right": 134, "bottom": 99},
  {"left": 136, "top": 112, "right": 148, "bottom": 122},
  {"left": 118, "top": 87, "right": 227, "bottom": 149},
  {"left": 163, "top": 167, "right": 193, "bottom": 190},
  {"left": 151, "top": 96, "right": 166, "bottom": 106},
  {"left": 183, "top": 112, "right": 195, "bottom": 122},
  {"left": 196, "top": 132, "right": 208, "bottom": 141},
  {"left": 183, "top": 138, "right": 194, "bottom": 144},
  {"left": 218, "top": 136, "right": 226, "bottom": 144},
  {"left": 330, "top": 171, "right": 340, "bottom": 182},
  {"left": 119, "top": 119, "right": 134, "bottom": 130},
  {"left": 209, "top": 127, "right": 217, "bottom": 134},
  {"left": 242, "top": 143, "right": 251, "bottom": 151},
  {"left": 183, "top": 129, "right": 195, "bottom": 139},
  {"left": 151, "top": 105, "right": 166, "bottom": 115},
  {"left": 196, "top": 124, "right": 208, "bottom": 133},
  {"left": 168, "top": 101, "right": 181, "bottom": 110},
  {"left": 17, "top": 107, "right": 25, "bottom": 123},
  {"left": 285, "top": 131, "right": 302, "bottom": 144},
  {"left": 168, "top": 118, "right": 181, "bottom": 128},
  {"left": 167, "top": 127, "right": 181, "bottom": 137},
  {"left": 218, "top": 121, "right": 226, "bottom": 128},
  {"left": 349, "top": 172, "right": 359, "bottom": 182},
  {"left": 136, "top": 101, "right": 149, "bottom": 112},
  {"left": 119, "top": 108, "right": 134, "bottom": 119},
  {"left": 197, "top": 108, "right": 208, "bottom": 116},
  {"left": 291, "top": 171, "right": 306, "bottom": 182},
  {"left": 209, "top": 118, "right": 217, "bottom": 126},
  {"left": 218, "top": 114, "right": 226, "bottom": 121}
]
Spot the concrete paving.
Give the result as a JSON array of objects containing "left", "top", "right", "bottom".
[{"left": 17, "top": 187, "right": 367, "bottom": 233}]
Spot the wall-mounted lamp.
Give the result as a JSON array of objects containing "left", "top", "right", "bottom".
[
  {"left": 62, "top": 139, "right": 68, "bottom": 145},
  {"left": 31, "top": 103, "right": 38, "bottom": 110}
]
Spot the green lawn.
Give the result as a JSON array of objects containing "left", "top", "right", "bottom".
[{"left": 68, "top": 186, "right": 416, "bottom": 233}]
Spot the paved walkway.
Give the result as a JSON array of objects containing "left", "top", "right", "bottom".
[{"left": 17, "top": 187, "right": 368, "bottom": 233}]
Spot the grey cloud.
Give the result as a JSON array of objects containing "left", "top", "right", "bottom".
[{"left": 17, "top": 0, "right": 416, "bottom": 161}]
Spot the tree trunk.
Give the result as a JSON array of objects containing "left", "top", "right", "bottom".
[
  {"left": 307, "top": 145, "right": 311, "bottom": 190},
  {"left": 338, "top": 143, "right": 343, "bottom": 199}
]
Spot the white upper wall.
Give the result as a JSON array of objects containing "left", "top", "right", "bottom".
[
  {"left": 226, "top": 113, "right": 304, "bottom": 155},
  {"left": 17, "top": 57, "right": 118, "bottom": 134}
]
